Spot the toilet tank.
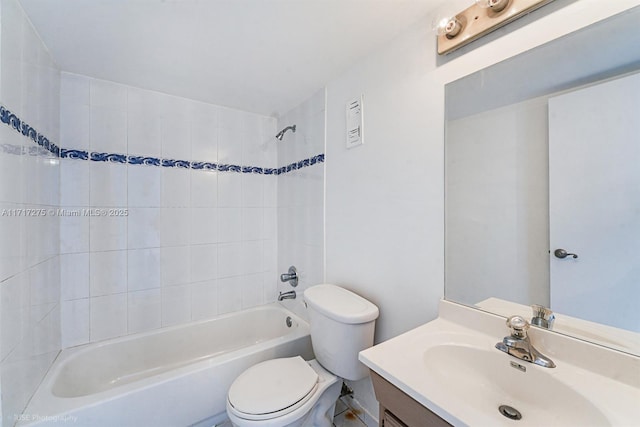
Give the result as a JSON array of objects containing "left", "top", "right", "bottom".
[{"left": 303, "top": 284, "right": 379, "bottom": 381}]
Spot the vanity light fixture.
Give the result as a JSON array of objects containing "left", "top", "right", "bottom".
[{"left": 436, "top": 0, "right": 556, "bottom": 55}]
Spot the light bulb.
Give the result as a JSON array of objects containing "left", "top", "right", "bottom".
[
  {"left": 431, "top": 14, "right": 463, "bottom": 38},
  {"left": 476, "top": 0, "right": 510, "bottom": 12}
]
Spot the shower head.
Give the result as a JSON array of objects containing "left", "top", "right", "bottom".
[{"left": 275, "top": 124, "right": 296, "bottom": 141}]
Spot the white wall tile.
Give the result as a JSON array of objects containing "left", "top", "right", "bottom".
[
  {"left": 127, "top": 208, "right": 160, "bottom": 249},
  {"left": 61, "top": 299, "right": 89, "bottom": 348},
  {"left": 190, "top": 244, "right": 217, "bottom": 282},
  {"left": 0, "top": 273, "right": 27, "bottom": 361},
  {"left": 241, "top": 274, "right": 264, "bottom": 309},
  {"left": 128, "top": 289, "right": 161, "bottom": 333},
  {"left": 242, "top": 208, "right": 263, "bottom": 241},
  {"left": 242, "top": 241, "right": 263, "bottom": 275},
  {"left": 60, "top": 159, "right": 90, "bottom": 206},
  {"left": 127, "top": 107, "right": 161, "bottom": 157},
  {"left": 262, "top": 208, "right": 277, "bottom": 240},
  {"left": 218, "top": 108, "right": 244, "bottom": 132},
  {"left": 191, "top": 280, "right": 218, "bottom": 321},
  {"left": 60, "top": 215, "right": 90, "bottom": 254},
  {"left": 217, "top": 172, "right": 242, "bottom": 207},
  {"left": 217, "top": 276, "right": 242, "bottom": 315},
  {"left": 191, "top": 170, "right": 217, "bottom": 208},
  {"left": 0, "top": 203, "right": 23, "bottom": 281},
  {"left": 0, "top": 152, "right": 23, "bottom": 204},
  {"left": 60, "top": 102, "right": 90, "bottom": 150},
  {"left": 160, "top": 208, "right": 191, "bottom": 247},
  {"left": 262, "top": 240, "right": 277, "bottom": 277},
  {"left": 263, "top": 176, "right": 277, "bottom": 208},
  {"left": 191, "top": 119, "right": 218, "bottom": 162},
  {"left": 128, "top": 165, "right": 161, "bottom": 207},
  {"left": 161, "top": 118, "right": 191, "bottom": 160},
  {"left": 217, "top": 243, "right": 242, "bottom": 279},
  {"left": 90, "top": 293, "right": 127, "bottom": 341},
  {"left": 89, "top": 215, "right": 127, "bottom": 252},
  {"left": 60, "top": 73, "right": 90, "bottom": 106},
  {"left": 1, "top": 1, "right": 62, "bottom": 418},
  {"left": 90, "top": 251, "right": 127, "bottom": 296},
  {"left": 90, "top": 162, "right": 127, "bottom": 207},
  {"left": 190, "top": 208, "right": 217, "bottom": 245},
  {"left": 90, "top": 106, "right": 127, "bottom": 153},
  {"left": 217, "top": 127, "right": 242, "bottom": 164},
  {"left": 161, "top": 284, "right": 191, "bottom": 326},
  {"left": 241, "top": 131, "right": 263, "bottom": 167},
  {"left": 90, "top": 78, "right": 127, "bottom": 109},
  {"left": 127, "top": 248, "right": 161, "bottom": 291},
  {"left": 160, "top": 245, "right": 191, "bottom": 287},
  {"left": 161, "top": 167, "right": 190, "bottom": 207},
  {"left": 242, "top": 174, "right": 263, "bottom": 207},
  {"left": 60, "top": 253, "right": 90, "bottom": 301},
  {"left": 218, "top": 208, "right": 241, "bottom": 243},
  {"left": 127, "top": 87, "right": 165, "bottom": 116},
  {"left": 29, "top": 258, "right": 60, "bottom": 306}
]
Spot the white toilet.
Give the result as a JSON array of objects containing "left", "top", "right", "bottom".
[{"left": 226, "top": 284, "right": 379, "bottom": 427}]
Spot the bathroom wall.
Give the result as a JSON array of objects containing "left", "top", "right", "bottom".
[
  {"left": 324, "top": 1, "right": 640, "bottom": 424},
  {"left": 446, "top": 96, "right": 549, "bottom": 307},
  {"left": 0, "top": 0, "right": 61, "bottom": 423},
  {"left": 58, "top": 73, "right": 280, "bottom": 347},
  {"left": 276, "top": 89, "right": 325, "bottom": 318}
]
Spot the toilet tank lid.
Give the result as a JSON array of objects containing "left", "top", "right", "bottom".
[{"left": 304, "top": 284, "right": 379, "bottom": 324}]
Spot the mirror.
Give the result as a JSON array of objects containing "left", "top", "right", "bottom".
[{"left": 444, "top": 8, "right": 640, "bottom": 355}]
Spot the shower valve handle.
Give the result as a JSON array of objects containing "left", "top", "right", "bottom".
[{"left": 280, "top": 266, "right": 298, "bottom": 287}]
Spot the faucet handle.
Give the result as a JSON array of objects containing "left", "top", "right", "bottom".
[{"left": 506, "top": 315, "right": 529, "bottom": 338}]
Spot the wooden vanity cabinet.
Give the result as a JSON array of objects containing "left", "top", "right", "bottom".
[{"left": 370, "top": 371, "right": 452, "bottom": 427}]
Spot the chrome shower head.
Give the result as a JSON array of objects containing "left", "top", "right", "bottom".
[{"left": 275, "top": 124, "right": 296, "bottom": 141}]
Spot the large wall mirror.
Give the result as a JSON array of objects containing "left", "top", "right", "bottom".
[{"left": 445, "top": 7, "right": 640, "bottom": 355}]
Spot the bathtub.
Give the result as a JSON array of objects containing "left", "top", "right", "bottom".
[{"left": 19, "top": 303, "right": 313, "bottom": 427}]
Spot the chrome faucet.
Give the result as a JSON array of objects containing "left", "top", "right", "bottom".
[
  {"left": 496, "top": 315, "right": 556, "bottom": 368},
  {"left": 278, "top": 290, "right": 296, "bottom": 301},
  {"left": 531, "top": 304, "right": 555, "bottom": 330}
]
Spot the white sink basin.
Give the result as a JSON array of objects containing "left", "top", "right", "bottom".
[
  {"left": 423, "top": 344, "right": 609, "bottom": 426},
  {"left": 359, "top": 301, "right": 640, "bottom": 427}
]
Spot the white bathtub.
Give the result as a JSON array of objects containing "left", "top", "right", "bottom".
[{"left": 19, "top": 303, "right": 313, "bottom": 427}]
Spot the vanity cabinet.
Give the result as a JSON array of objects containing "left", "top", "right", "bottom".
[{"left": 371, "top": 371, "right": 451, "bottom": 427}]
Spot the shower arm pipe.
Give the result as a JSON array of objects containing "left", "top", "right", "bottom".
[{"left": 275, "top": 124, "right": 296, "bottom": 140}]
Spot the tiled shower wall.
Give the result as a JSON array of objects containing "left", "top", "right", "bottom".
[
  {"left": 276, "top": 89, "right": 325, "bottom": 315},
  {"left": 59, "top": 73, "right": 281, "bottom": 347},
  {"left": 0, "top": 0, "right": 61, "bottom": 422}
]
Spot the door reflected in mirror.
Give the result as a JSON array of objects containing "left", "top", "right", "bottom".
[{"left": 444, "top": 7, "right": 640, "bottom": 355}]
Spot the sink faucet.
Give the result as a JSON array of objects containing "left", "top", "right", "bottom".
[
  {"left": 278, "top": 290, "right": 296, "bottom": 301},
  {"left": 496, "top": 316, "right": 556, "bottom": 368},
  {"left": 531, "top": 304, "right": 555, "bottom": 330}
]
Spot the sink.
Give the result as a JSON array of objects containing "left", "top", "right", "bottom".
[
  {"left": 359, "top": 300, "right": 640, "bottom": 426},
  {"left": 423, "top": 344, "right": 609, "bottom": 426}
]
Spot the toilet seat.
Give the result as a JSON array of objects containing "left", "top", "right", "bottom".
[{"left": 227, "top": 356, "right": 319, "bottom": 421}]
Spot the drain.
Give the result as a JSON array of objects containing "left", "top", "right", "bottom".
[
  {"left": 499, "top": 405, "right": 522, "bottom": 420},
  {"left": 285, "top": 316, "right": 293, "bottom": 327}
]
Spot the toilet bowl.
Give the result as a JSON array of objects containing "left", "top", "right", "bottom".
[
  {"left": 226, "top": 357, "right": 341, "bottom": 427},
  {"left": 226, "top": 284, "right": 379, "bottom": 427}
]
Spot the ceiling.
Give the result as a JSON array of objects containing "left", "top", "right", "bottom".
[{"left": 19, "top": 0, "right": 450, "bottom": 117}]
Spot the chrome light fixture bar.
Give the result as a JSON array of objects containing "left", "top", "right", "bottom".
[{"left": 436, "top": 0, "right": 556, "bottom": 55}]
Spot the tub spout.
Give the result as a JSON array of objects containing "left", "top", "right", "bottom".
[{"left": 278, "top": 291, "right": 296, "bottom": 301}]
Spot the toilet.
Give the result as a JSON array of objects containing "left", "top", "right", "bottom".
[{"left": 226, "top": 284, "right": 379, "bottom": 427}]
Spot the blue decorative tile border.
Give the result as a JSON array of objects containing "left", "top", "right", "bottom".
[
  {"left": 0, "top": 106, "right": 60, "bottom": 157},
  {"left": 2, "top": 104, "right": 324, "bottom": 175}
]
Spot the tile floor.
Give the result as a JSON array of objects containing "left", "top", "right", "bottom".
[{"left": 333, "top": 396, "right": 369, "bottom": 427}]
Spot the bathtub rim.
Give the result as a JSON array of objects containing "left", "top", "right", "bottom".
[{"left": 20, "top": 302, "right": 310, "bottom": 425}]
